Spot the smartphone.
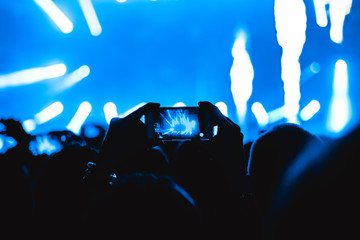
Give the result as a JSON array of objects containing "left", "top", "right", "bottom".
[{"left": 145, "top": 107, "right": 213, "bottom": 141}]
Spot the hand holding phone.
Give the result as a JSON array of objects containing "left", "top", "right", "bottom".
[
  {"left": 198, "top": 101, "right": 249, "bottom": 195},
  {"left": 96, "top": 102, "right": 160, "bottom": 181}
]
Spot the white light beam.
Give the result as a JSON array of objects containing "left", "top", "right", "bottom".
[
  {"left": 78, "top": 0, "right": 102, "bottom": 36},
  {"left": 215, "top": 101, "right": 229, "bottom": 117},
  {"left": 34, "top": 0, "right": 74, "bottom": 34},
  {"left": 34, "top": 101, "right": 64, "bottom": 125},
  {"left": 53, "top": 65, "right": 90, "bottom": 93},
  {"left": 300, "top": 100, "right": 320, "bottom": 121},
  {"left": 230, "top": 30, "right": 254, "bottom": 125},
  {"left": 327, "top": 59, "right": 351, "bottom": 133},
  {"left": 0, "top": 63, "right": 67, "bottom": 89},
  {"left": 104, "top": 102, "right": 118, "bottom": 124},
  {"left": 66, "top": 101, "right": 92, "bottom": 134},
  {"left": 251, "top": 102, "right": 269, "bottom": 127},
  {"left": 274, "top": 0, "right": 307, "bottom": 123},
  {"left": 119, "top": 102, "right": 147, "bottom": 118}
]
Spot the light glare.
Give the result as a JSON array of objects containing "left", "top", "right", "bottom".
[
  {"left": 119, "top": 102, "right": 147, "bottom": 118},
  {"left": 274, "top": 0, "right": 307, "bottom": 122},
  {"left": 313, "top": 0, "right": 353, "bottom": 43},
  {"left": 0, "top": 63, "right": 66, "bottom": 88},
  {"left": 327, "top": 59, "right": 351, "bottom": 133},
  {"left": 23, "top": 119, "right": 37, "bottom": 133},
  {"left": 215, "top": 101, "right": 228, "bottom": 117},
  {"left": 78, "top": 0, "right": 102, "bottom": 36},
  {"left": 34, "top": 101, "right": 64, "bottom": 124},
  {"left": 53, "top": 65, "right": 90, "bottom": 93},
  {"left": 173, "top": 102, "right": 186, "bottom": 107},
  {"left": 251, "top": 102, "right": 269, "bottom": 127},
  {"left": 66, "top": 101, "right": 92, "bottom": 134},
  {"left": 230, "top": 30, "right": 254, "bottom": 125},
  {"left": 300, "top": 100, "right": 320, "bottom": 121},
  {"left": 34, "top": 0, "right": 74, "bottom": 33},
  {"left": 104, "top": 102, "right": 118, "bottom": 124}
]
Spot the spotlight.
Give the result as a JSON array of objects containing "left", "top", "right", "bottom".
[
  {"left": 34, "top": 101, "right": 64, "bottom": 125},
  {"left": 34, "top": 0, "right": 74, "bottom": 34}
]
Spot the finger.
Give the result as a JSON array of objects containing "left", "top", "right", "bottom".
[
  {"left": 198, "top": 101, "right": 229, "bottom": 125},
  {"left": 125, "top": 102, "right": 160, "bottom": 121},
  {"left": 224, "top": 116, "right": 238, "bottom": 127}
]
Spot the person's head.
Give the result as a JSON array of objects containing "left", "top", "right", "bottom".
[
  {"left": 247, "top": 123, "right": 324, "bottom": 217},
  {"left": 268, "top": 124, "right": 360, "bottom": 239},
  {"left": 113, "top": 145, "right": 171, "bottom": 176},
  {"left": 83, "top": 173, "right": 203, "bottom": 238},
  {"left": 34, "top": 145, "right": 99, "bottom": 230}
]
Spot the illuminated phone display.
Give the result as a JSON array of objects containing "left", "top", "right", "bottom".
[{"left": 146, "top": 107, "right": 212, "bottom": 141}]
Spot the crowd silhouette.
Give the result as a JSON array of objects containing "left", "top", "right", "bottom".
[{"left": 0, "top": 101, "right": 358, "bottom": 239}]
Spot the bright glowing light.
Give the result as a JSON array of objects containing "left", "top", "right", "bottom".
[
  {"left": 213, "top": 125, "right": 218, "bottom": 137},
  {"left": 329, "top": 0, "right": 353, "bottom": 43},
  {"left": 78, "top": 0, "right": 102, "bottom": 36},
  {"left": 66, "top": 101, "right": 92, "bottom": 134},
  {"left": 173, "top": 102, "right": 186, "bottom": 107},
  {"left": 275, "top": 0, "right": 307, "bottom": 123},
  {"left": 300, "top": 100, "right": 320, "bottom": 121},
  {"left": 0, "top": 136, "right": 3, "bottom": 152},
  {"left": 310, "top": 62, "right": 321, "bottom": 74},
  {"left": 34, "top": 0, "right": 74, "bottom": 34},
  {"left": 313, "top": 0, "right": 353, "bottom": 43},
  {"left": 333, "top": 59, "right": 348, "bottom": 92},
  {"left": 230, "top": 30, "right": 254, "bottom": 125},
  {"left": 53, "top": 65, "right": 90, "bottom": 93},
  {"left": 0, "top": 135, "right": 17, "bottom": 154},
  {"left": 34, "top": 101, "right": 64, "bottom": 124},
  {"left": 119, "top": 102, "right": 147, "bottom": 118},
  {"left": 23, "top": 119, "right": 37, "bottom": 133},
  {"left": 313, "top": 0, "right": 328, "bottom": 27},
  {"left": 268, "top": 105, "right": 285, "bottom": 123},
  {"left": 251, "top": 102, "right": 269, "bottom": 127},
  {"left": 0, "top": 63, "right": 66, "bottom": 88},
  {"left": 32, "top": 135, "right": 62, "bottom": 155},
  {"left": 215, "top": 101, "right": 228, "bottom": 117},
  {"left": 103, "top": 102, "right": 118, "bottom": 124},
  {"left": 116, "top": 0, "right": 127, "bottom": 3},
  {"left": 327, "top": 60, "right": 351, "bottom": 133}
]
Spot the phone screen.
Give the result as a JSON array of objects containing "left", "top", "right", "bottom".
[{"left": 148, "top": 107, "right": 209, "bottom": 141}]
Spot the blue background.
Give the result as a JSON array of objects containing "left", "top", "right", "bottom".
[{"left": 0, "top": 0, "right": 359, "bottom": 143}]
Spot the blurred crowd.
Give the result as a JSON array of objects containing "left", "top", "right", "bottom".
[{"left": 0, "top": 101, "right": 358, "bottom": 239}]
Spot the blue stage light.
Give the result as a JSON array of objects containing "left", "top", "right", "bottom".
[
  {"left": 251, "top": 102, "right": 269, "bottom": 127},
  {"left": 215, "top": 101, "right": 228, "bottom": 117},
  {"left": 34, "top": 0, "right": 73, "bottom": 34},
  {"left": 104, "top": 102, "right": 118, "bottom": 124},
  {"left": 313, "top": 0, "right": 353, "bottom": 43},
  {"left": 173, "top": 102, "right": 186, "bottom": 107},
  {"left": 0, "top": 135, "right": 17, "bottom": 154},
  {"left": 79, "top": 0, "right": 102, "bottom": 36},
  {"left": 34, "top": 101, "right": 64, "bottom": 125},
  {"left": 118, "top": 102, "right": 146, "bottom": 118},
  {"left": 300, "top": 100, "right": 320, "bottom": 121},
  {"left": 23, "top": 119, "right": 37, "bottom": 133},
  {"left": 66, "top": 101, "right": 92, "bottom": 134},
  {"left": 230, "top": 30, "right": 254, "bottom": 125},
  {"left": 327, "top": 59, "right": 352, "bottom": 133},
  {"left": 275, "top": 0, "right": 307, "bottom": 123},
  {"left": 0, "top": 63, "right": 66, "bottom": 88},
  {"left": 52, "top": 65, "right": 90, "bottom": 93}
]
